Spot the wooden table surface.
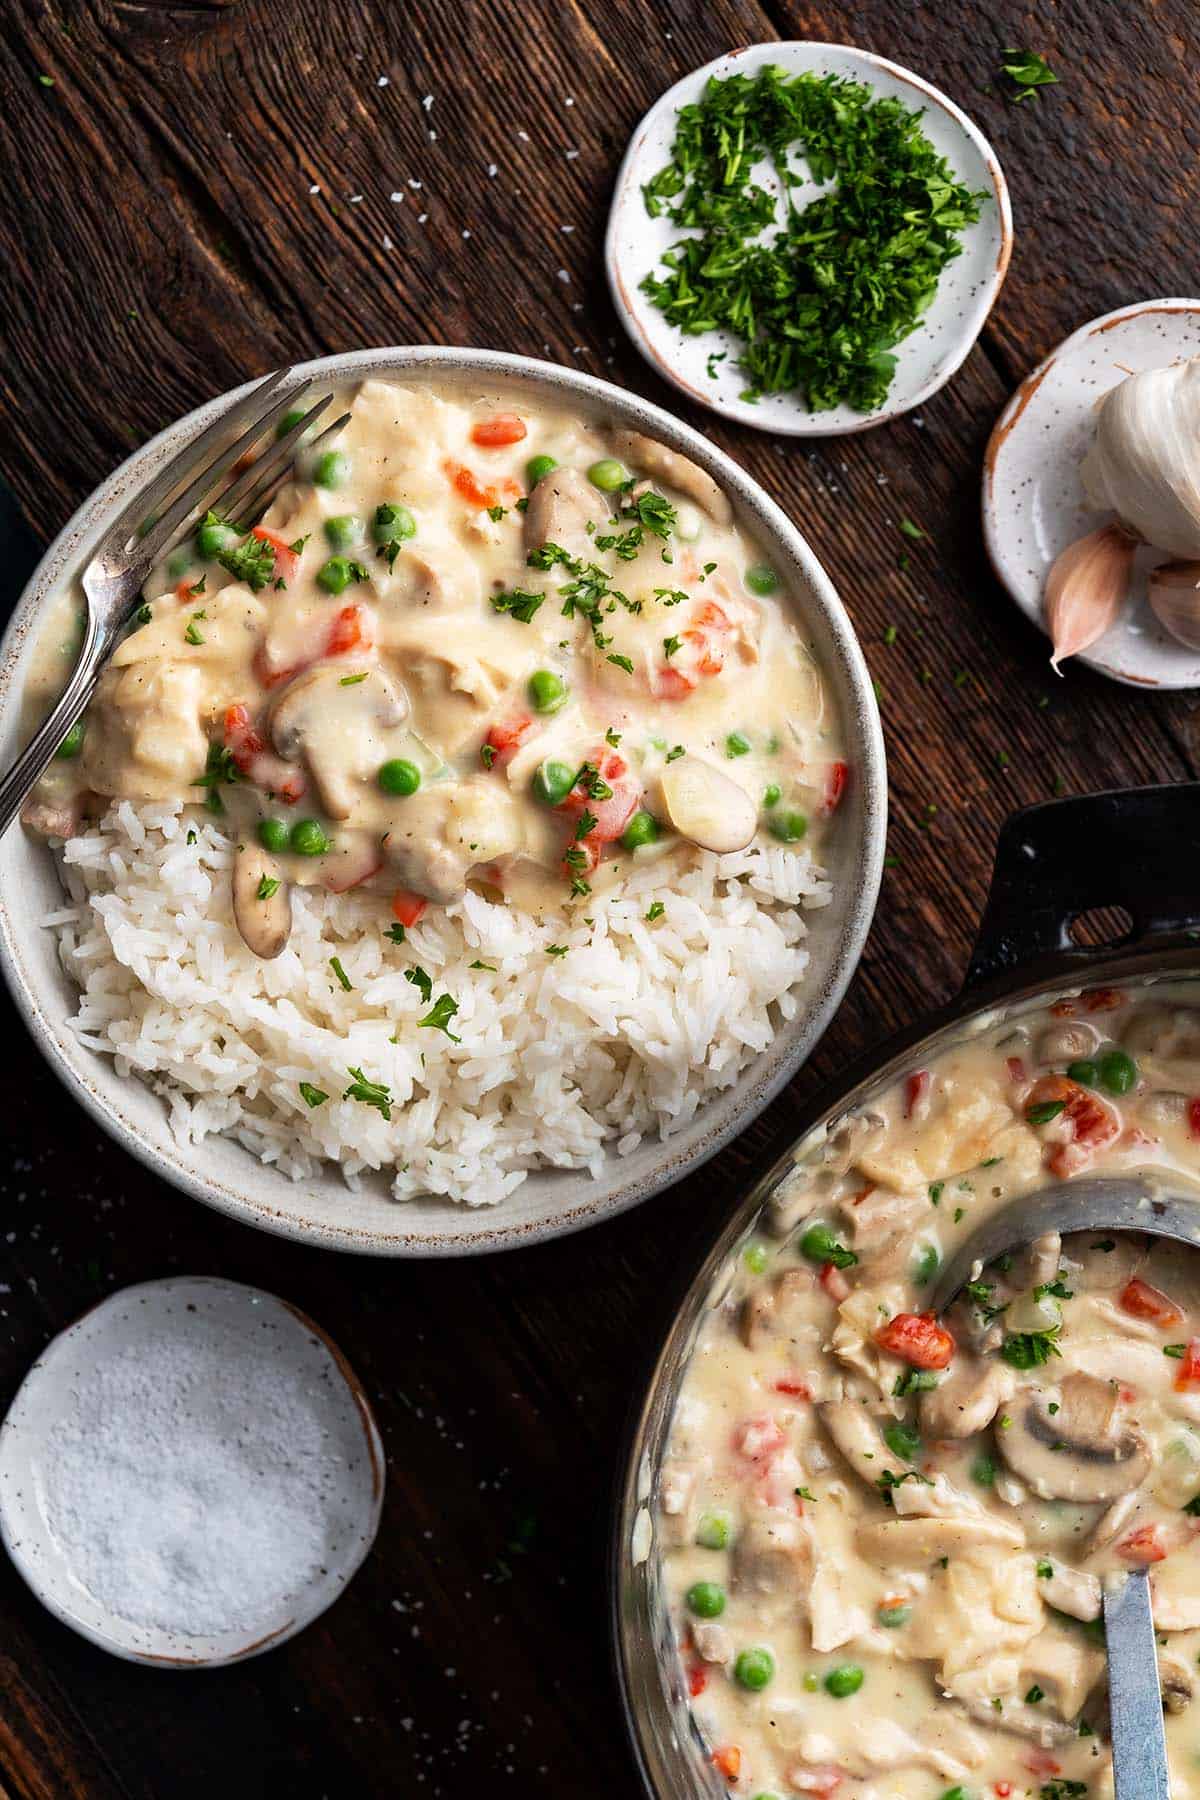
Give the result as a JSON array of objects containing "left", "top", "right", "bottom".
[{"left": 1, "top": 1, "right": 1197, "bottom": 1794}]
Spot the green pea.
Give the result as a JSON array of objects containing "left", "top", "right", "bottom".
[
  {"left": 166, "top": 546, "right": 194, "bottom": 581},
  {"left": 745, "top": 563, "right": 778, "bottom": 597},
  {"left": 312, "top": 449, "right": 351, "bottom": 490},
  {"left": 257, "top": 818, "right": 289, "bottom": 854},
  {"left": 940, "top": 1790, "right": 972, "bottom": 1800},
  {"left": 528, "top": 669, "right": 568, "bottom": 715},
  {"left": 195, "top": 516, "right": 239, "bottom": 559},
  {"left": 621, "top": 810, "right": 660, "bottom": 852},
  {"left": 317, "top": 556, "right": 358, "bottom": 595},
  {"left": 1067, "top": 1058, "right": 1099, "bottom": 1087},
  {"left": 685, "top": 1581, "right": 726, "bottom": 1619},
  {"left": 323, "top": 514, "right": 363, "bottom": 551},
  {"left": 532, "top": 759, "right": 576, "bottom": 808},
  {"left": 762, "top": 784, "right": 781, "bottom": 809},
  {"left": 588, "top": 457, "right": 627, "bottom": 492},
  {"left": 1098, "top": 1048, "right": 1138, "bottom": 1095},
  {"left": 877, "top": 1601, "right": 911, "bottom": 1628},
  {"left": 275, "top": 407, "right": 309, "bottom": 440},
  {"left": 725, "top": 731, "right": 752, "bottom": 758},
  {"left": 743, "top": 1241, "right": 769, "bottom": 1275},
  {"left": 526, "top": 453, "right": 557, "bottom": 487},
  {"left": 824, "top": 1663, "right": 864, "bottom": 1698},
  {"left": 802, "top": 1671, "right": 820, "bottom": 1692},
  {"left": 289, "top": 819, "right": 329, "bottom": 857},
  {"left": 378, "top": 759, "right": 421, "bottom": 797},
  {"left": 734, "top": 1647, "right": 775, "bottom": 1692},
  {"left": 55, "top": 720, "right": 85, "bottom": 759},
  {"left": 800, "top": 1223, "right": 843, "bottom": 1264},
  {"left": 769, "top": 809, "right": 808, "bottom": 844},
  {"left": 882, "top": 1421, "right": 922, "bottom": 1463},
  {"left": 695, "top": 1511, "right": 731, "bottom": 1551},
  {"left": 373, "top": 501, "right": 415, "bottom": 544}
]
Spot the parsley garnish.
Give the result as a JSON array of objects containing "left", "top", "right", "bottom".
[
  {"left": 480, "top": 743, "right": 498, "bottom": 770},
  {"left": 206, "top": 515, "right": 277, "bottom": 592},
  {"left": 469, "top": 959, "right": 497, "bottom": 971},
  {"left": 1027, "top": 1099, "right": 1067, "bottom": 1125},
  {"left": 575, "top": 809, "right": 598, "bottom": 840},
  {"left": 1001, "top": 48, "right": 1059, "bottom": 104},
  {"left": 486, "top": 503, "right": 507, "bottom": 522},
  {"left": 419, "top": 994, "right": 461, "bottom": 1041},
  {"left": 298, "top": 1081, "right": 328, "bottom": 1108},
  {"left": 893, "top": 1368, "right": 939, "bottom": 1397},
  {"left": 1026, "top": 1684, "right": 1045, "bottom": 1705},
  {"left": 662, "top": 635, "right": 682, "bottom": 658},
  {"left": 384, "top": 923, "right": 406, "bottom": 944},
  {"left": 1036, "top": 1559, "right": 1054, "bottom": 1579},
  {"left": 491, "top": 588, "right": 544, "bottom": 624},
  {"left": 639, "top": 65, "right": 986, "bottom": 412},
  {"left": 184, "top": 616, "right": 205, "bottom": 645},
  {"left": 1002, "top": 1329, "right": 1062, "bottom": 1369},
  {"left": 607, "top": 653, "right": 634, "bottom": 674},
  {"left": 665, "top": 744, "right": 686, "bottom": 763},
  {"left": 256, "top": 875, "right": 280, "bottom": 900},
  {"left": 875, "top": 1469, "right": 931, "bottom": 1507},
  {"left": 340, "top": 672, "right": 368, "bottom": 686},
  {"left": 405, "top": 966, "right": 433, "bottom": 1004},
  {"left": 329, "top": 956, "right": 353, "bottom": 991},
  {"left": 135, "top": 603, "right": 153, "bottom": 625},
  {"left": 343, "top": 1067, "right": 392, "bottom": 1120},
  {"left": 646, "top": 901, "right": 666, "bottom": 922},
  {"left": 545, "top": 945, "right": 569, "bottom": 958},
  {"left": 193, "top": 741, "right": 239, "bottom": 814}
]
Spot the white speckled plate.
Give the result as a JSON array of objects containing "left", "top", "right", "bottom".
[
  {"left": 606, "top": 41, "right": 1012, "bottom": 436},
  {"left": 0, "top": 1278, "right": 384, "bottom": 1667},
  {"left": 983, "top": 298, "right": 1200, "bottom": 690}
]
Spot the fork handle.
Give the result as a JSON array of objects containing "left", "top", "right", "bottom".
[{"left": 0, "top": 612, "right": 104, "bottom": 837}]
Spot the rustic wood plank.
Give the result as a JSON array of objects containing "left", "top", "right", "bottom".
[{"left": 1, "top": 0, "right": 1197, "bottom": 1795}]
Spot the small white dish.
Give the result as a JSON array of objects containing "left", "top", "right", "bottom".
[
  {"left": 606, "top": 41, "right": 1012, "bottom": 437},
  {"left": 0, "top": 1277, "right": 384, "bottom": 1667},
  {"left": 983, "top": 298, "right": 1200, "bottom": 690}
]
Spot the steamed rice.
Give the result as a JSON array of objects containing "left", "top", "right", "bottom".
[{"left": 47, "top": 800, "right": 831, "bottom": 1205}]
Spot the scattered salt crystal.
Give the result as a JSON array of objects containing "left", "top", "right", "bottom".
[
  {"left": 377, "top": 75, "right": 389, "bottom": 86},
  {"left": 560, "top": 224, "right": 574, "bottom": 234},
  {"left": 408, "top": 178, "right": 422, "bottom": 189},
  {"left": 487, "top": 162, "right": 498, "bottom": 177},
  {"left": 390, "top": 191, "right": 403, "bottom": 202},
  {"left": 556, "top": 269, "right": 571, "bottom": 284},
  {"left": 418, "top": 213, "right": 428, "bottom": 224},
  {"left": 565, "top": 149, "right": 580, "bottom": 160},
  {"left": 309, "top": 184, "right": 321, "bottom": 195},
  {"left": 422, "top": 94, "right": 433, "bottom": 111},
  {"left": 349, "top": 194, "right": 363, "bottom": 204},
  {"left": 517, "top": 130, "right": 529, "bottom": 142},
  {"left": 462, "top": 229, "right": 471, "bottom": 239}
]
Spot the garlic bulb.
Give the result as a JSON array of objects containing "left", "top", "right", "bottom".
[
  {"left": 1080, "top": 358, "right": 1200, "bottom": 560},
  {"left": 1148, "top": 560, "right": 1200, "bottom": 650},
  {"left": 1044, "top": 523, "right": 1136, "bottom": 671}
]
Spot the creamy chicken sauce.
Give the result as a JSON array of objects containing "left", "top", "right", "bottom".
[
  {"left": 659, "top": 984, "right": 1200, "bottom": 1799},
  {"left": 23, "top": 381, "right": 845, "bottom": 954}
]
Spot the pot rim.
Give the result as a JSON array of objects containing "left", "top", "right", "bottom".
[{"left": 0, "top": 344, "right": 886, "bottom": 1257}]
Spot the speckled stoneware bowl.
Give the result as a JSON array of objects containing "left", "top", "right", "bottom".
[
  {"left": 606, "top": 42, "right": 1012, "bottom": 437},
  {"left": 0, "top": 347, "right": 885, "bottom": 1255},
  {"left": 0, "top": 1277, "right": 383, "bottom": 1667},
  {"left": 983, "top": 298, "right": 1200, "bottom": 689}
]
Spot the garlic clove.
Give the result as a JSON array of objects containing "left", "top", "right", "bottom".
[
  {"left": 1148, "top": 560, "right": 1200, "bottom": 651},
  {"left": 1044, "top": 522, "right": 1136, "bottom": 672},
  {"left": 1080, "top": 358, "right": 1200, "bottom": 561}
]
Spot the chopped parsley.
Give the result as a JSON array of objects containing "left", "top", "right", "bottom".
[
  {"left": 480, "top": 743, "right": 497, "bottom": 769},
  {"left": 1002, "top": 1328, "right": 1062, "bottom": 1369},
  {"left": 256, "top": 875, "right": 280, "bottom": 901},
  {"left": 1027, "top": 1099, "right": 1067, "bottom": 1125},
  {"left": 329, "top": 956, "right": 353, "bottom": 992},
  {"left": 384, "top": 923, "right": 406, "bottom": 945},
  {"left": 875, "top": 1468, "right": 931, "bottom": 1507},
  {"left": 662, "top": 635, "right": 682, "bottom": 659},
  {"left": 1039, "top": 1785, "right": 1087, "bottom": 1800},
  {"left": 645, "top": 901, "right": 666, "bottom": 922},
  {"left": 1165, "top": 1344, "right": 1187, "bottom": 1359},
  {"left": 928, "top": 1181, "right": 944, "bottom": 1206},
  {"left": 1001, "top": 48, "right": 1059, "bottom": 103},
  {"left": 605, "top": 728, "right": 622, "bottom": 747},
  {"left": 419, "top": 994, "right": 461, "bottom": 1041},
  {"left": 545, "top": 944, "right": 570, "bottom": 958},
  {"left": 339, "top": 671, "right": 368, "bottom": 686},
  {"left": 893, "top": 1368, "right": 939, "bottom": 1397},
  {"left": 1037, "top": 1559, "right": 1055, "bottom": 1579},
  {"left": 639, "top": 64, "right": 986, "bottom": 412},
  {"left": 206, "top": 516, "right": 277, "bottom": 592},
  {"left": 343, "top": 1067, "right": 392, "bottom": 1121},
  {"left": 405, "top": 966, "right": 433, "bottom": 1005},
  {"left": 1026, "top": 1685, "right": 1045, "bottom": 1705},
  {"left": 486, "top": 503, "right": 507, "bottom": 522},
  {"left": 298, "top": 1081, "right": 328, "bottom": 1108},
  {"left": 135, "top": 603, "right": 153, "bottom": 625},
  {"left": 193, "top": 741, "right": 239, "bottom": 814},
  {"left": 184, "top": 615, "right": 205, "bottom": 646},
  {"left": 1183, "top": 1493, "right": 1200, "bottom": 1517},
  {"left": 469, "top": 959, "right": 497, "bottom": 972},
  {"left": 607, "top": 652, "right": 634, "bottom": 674},
  {"left": 665, "top": 744, "right": 686, "bottom": 763},
  {"left": 575, "top": 809, "right": 598, "bottom": 840},
  {"left": 898, "top": 517, "right": 925, "bottom": 541},
  {"left": 491, "top": 587, "right": 544, "bottom": 624}
]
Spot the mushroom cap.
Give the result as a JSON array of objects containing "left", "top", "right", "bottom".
[
  {"left": 659, "top": 757, "right": 756, "bottom": 854},
  {"left": 995, "top": 1371, "right": 1151, "bottom": 1503},
  {"left": 231, "top": 843, "right": 291, "bottom": 960}
]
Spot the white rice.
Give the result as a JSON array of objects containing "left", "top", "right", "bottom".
[{"left": 47, "top": 801, "right": 831, "bottom": 1206}]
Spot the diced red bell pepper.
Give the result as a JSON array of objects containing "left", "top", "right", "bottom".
[
  {"left": 1120, "top": 1277, "right": 1183, "bottom": 1328},
  {"left": 1025, "top": 1073, "right": 1120, "bottom": 1177},
  {"left": 904, "top": 1069, "right": 931, "bottom": 1119},
  {"left": 444, "top": 459, "right": 521, "bottom": 509},
  {"left": 391, "top": 889, "right": 427, "bottom": 929},
  {"left": 875, "top": 1311, "right": 955, "bottom": 1370},
  {"left": 470, "top": 413, "right": 527, "bottom": 448},
  {"left": 732, "top": 1414, "right": 786, "bottom": 1461},
  {"left": 824, "top": 761, "right": 849, "bottom": 813},
  {"left": 1175, "top": 1337, "right": 1200, "bottom": 1391},
  {"left": 1116, "top": 1523, "right": 1168, "bottom": 1564},
  {"left": 819, "top": 1262, "right": 851, "bottom": 1302},
  {"left": 1189, "top": 1098, "right": 1200, "bottom": 1139},
  {"left": 687, "top": 1662, "right": 707, "bottom": 1698},
  {"left": 483, "top": 715, "right": 535, "bottom": 769},
  {"left": 711, "top": 1746, "right": 741, "bottom": 1781},
  {"left": 560, "top": 747, "right": 640, "bottom": 842},
  {"left": 250, "top": 525, "right": 300, "bottom": 586},
  {"left": 773, "top": 1377, "right": 812, "bottom": 1398},
  {"left": 222, "top": 703, "right": 306, "bottom": 804},
  {"left": 650, "top": 601, "right": 731, "bottom": 698},
  {"left": 1083, "top": 987, "right": 1125, "bottom": 1012}
]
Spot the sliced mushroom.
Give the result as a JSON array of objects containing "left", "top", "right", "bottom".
[
  {"left": 857, "top": 1514, "right": 1025, "bottom": 1563},
  {"left": 821, "top": 1400, "right": 908, "bottom": 1487},
  {"left": 658, "top": 757, "right": 756, "bottom": 853},
  {"left": 269, "top": 666, "right": 408, "bottom": 819},
  {"left": 920, "top": 1351, "right": 1015, "bottom": 1439},
  {"left": 960, "top": 1697, "right": 1078, "bottom": 1750},
  {"left": 732, "top": 1513, "right": 813, "bottom": 1601},
  {"left": 609, "top": 429, "right": 732, "bottom": 525},
  {"left": 1159, "top": 1650, "right": 1193, "bottom": 1713},
  {"left": 1038, "top": 1561, "right": 1102, "bottom": 1622},
  {"left": 21, "top": 792, "right": 91, "bottom": 839},
  {"left": 822, "top": 1110, "right": 887, "bottom": 1177},
  {"left": 522, "top": 466, "right": 597, "bottom": 560},
  {"left": 740, "top": 1268, "right": 812, "bottom": 1349},
  {"left": 996, "top": 1372, "right": 1152, "bottom": 1503},
  {"left": 231, "top": 842, "right": 291, "bottom": 959},
  {"left": 1036, "top": 1022, "right": 1100, "bottom": 1065}
]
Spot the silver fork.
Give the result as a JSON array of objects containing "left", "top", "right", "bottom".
[{"left": 0, "top": 367, "right": 348, "bottom": 837}]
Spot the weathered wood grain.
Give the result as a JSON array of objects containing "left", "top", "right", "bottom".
[{"left": 0, "top": 0, "right": 1197, "bottom": 1794}]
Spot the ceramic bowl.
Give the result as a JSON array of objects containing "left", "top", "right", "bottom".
[
  {"left": 0, "top": 1277, "right": 383, "bottom": 1666},
  {"left": 0, "top": 347, "right": 885, "bottom": 1255},
  {"left": 983, "top": 298, "right": 1200, "bottom": 689},
  {"left": 606, "top": 42, "right": 1012, "bottom": 437}
]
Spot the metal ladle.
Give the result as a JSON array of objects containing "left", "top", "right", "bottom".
[{"left": 932, "top": 1176, "right": 1200, "bottom": 1800}]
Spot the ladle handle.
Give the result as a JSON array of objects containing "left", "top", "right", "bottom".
[
  {"left": 1104, "top": 1566, "right": 1171, "bottom": 1800},
  {"left": 965, "top": 784, "right": 1200, "bottom": 991}
]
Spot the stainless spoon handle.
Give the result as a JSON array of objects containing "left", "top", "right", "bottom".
[
  {"left": 1104, "top": 1566, "right": 1171, "bottom": 1800},
  {"left": 0, "top": 612, "right": 104, "bottom": 837}
]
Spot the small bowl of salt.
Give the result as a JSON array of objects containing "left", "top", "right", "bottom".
[{"left": 0, "top": 1276, "right": 384, "bottom": 1666}]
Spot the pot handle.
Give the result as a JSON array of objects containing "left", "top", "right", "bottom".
[{"left": 964, "top": 784, "right": 1200, "bottom": 991}]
